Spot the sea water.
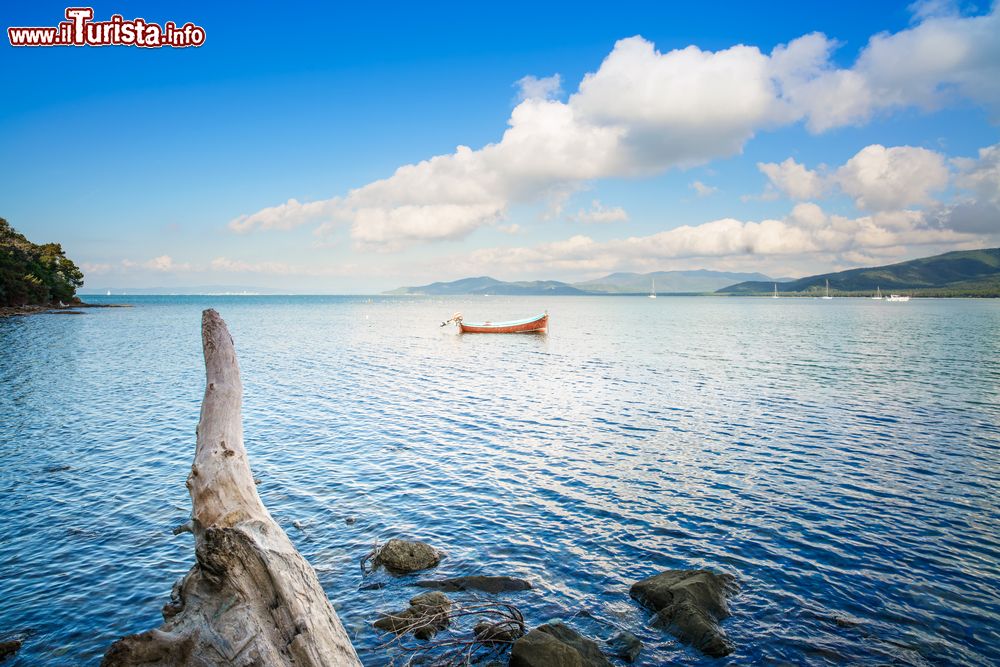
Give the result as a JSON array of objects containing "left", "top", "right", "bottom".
[{"left": 1, "top": 295, "right": 998, "bottom": 665}]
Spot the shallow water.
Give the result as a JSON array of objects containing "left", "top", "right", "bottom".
[{"left": 1, "top": 295, "right": 998, "bottom": 665}]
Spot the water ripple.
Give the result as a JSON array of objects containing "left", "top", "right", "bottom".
[{"left": 0, "top": 296, "right": 998, "bottom": 665}]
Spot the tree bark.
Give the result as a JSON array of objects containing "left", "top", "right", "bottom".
[{"left": 103, "top": 309, "right": 361, "bottom": 666}]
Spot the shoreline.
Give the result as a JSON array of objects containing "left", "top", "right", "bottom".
[{"left": 0, "top": 302, "right": 132, "bottom": 318}]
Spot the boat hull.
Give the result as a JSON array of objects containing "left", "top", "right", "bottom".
[{"left": 459, "top": 314, "right": 548, "bottom": 334}]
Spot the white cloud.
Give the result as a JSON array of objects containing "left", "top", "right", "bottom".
[
  {"left": 449, "top": 202, "right": 981, "bottom": 277},
  {"left": 570, "top": 38, "right": 784, "bottom": 170},
  {"left": 81, "top": 262, "right": 112, "bottom": 275},
  {"left": 757, "top": 158, "right": 825, "bottom": 199},
  {"left": 757, "top": 144, "right": 949, "bottom": 209},
  {"left": 953, "top": 142, "right": 1000, "bottom": 203},
  {"left": 568, "top": 199, "right": 629, "bottom": 223},
  {"left": 934, "top": 142, "right": 1000, "bottom": 232},
  {"left": 835, "top": 144, "right": 949, "bottom": 210},
  {"left": 515, "top": 74, "right": 562, "bottom": 101},
  {"left": 121, "top": 255, "right": 191, "bottom": 272},
  {"left": 908, "top": 0, "right": 961, "bottom": 21},
  {"left": 229, "top": 198, "right": 336, "bottom": 233},
  {"left": 231, "top": 6, "right": 1000, "bottom": 248},
  {"left": 776, "top": 8, "right": 1000, "bottom": 131},
  {"left": 690, "top": 180, "right": 718, "bottom": 197}
]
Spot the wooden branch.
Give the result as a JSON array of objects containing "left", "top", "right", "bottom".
[{"left": 103, "top": 309, "right": 361, "bottom": 667}]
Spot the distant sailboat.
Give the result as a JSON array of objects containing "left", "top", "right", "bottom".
[
  {"left": 822, "top": 279, "right": 834, "bottom": 299},
  {"left": 872, "top": 286, "right": 882, "bottom": 300},
  {"left": 648, "top": 278, "right": 656, "bottom": 299},
  {"left": 772, "top": 283, "right": 779, "bottom": 299},
  {"left": 106, "top": 289, "right": 111, "bottom": 296}
]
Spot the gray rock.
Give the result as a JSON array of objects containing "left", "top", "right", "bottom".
[
  {"left": 375, "top": 539, "right": 441, "bottom": 574},
  {"left": 629, "top": 569, "right": 737, "bottom": 658},
  {"left": 510, "top": 622, "right": 612, "bottom": 667},
  {"left": 415, "top": 575, "right": 531, "bottom": 593},
  {"left": 608, "top": 630, "right": 642, "bottom": 662},
  {"left": 474, "top": 619, "right": 524, "bottom": 645},
  {"left": 373, "top": 591, "right": 451, "bottom": 640},
  {"left": 0, "top": 639, "right": 22, "bottom": 661}
]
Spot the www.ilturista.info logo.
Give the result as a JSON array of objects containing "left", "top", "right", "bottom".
[{"left": 8, "top": 7, "right": 205, "bottom": 48}]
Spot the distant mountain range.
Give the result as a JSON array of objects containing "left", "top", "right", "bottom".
[
  {"left": 385, "top": 277, "right": 589, "bottom": 296},
  {"left": 719, "top": 248, "right": 1000, "bottom": 296},
  {"left": 387, "top": 270, "right": 780, "bottom": 295},
  {"left": 575, "top": 269, "right": 781, "bottom": 293}
]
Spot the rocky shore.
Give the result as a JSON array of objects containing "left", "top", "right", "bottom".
[{"left": 0, "top": 302, "right": 131, "bottom": 318}]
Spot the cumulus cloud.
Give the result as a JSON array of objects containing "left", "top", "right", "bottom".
[
  {"left": 757, "top": 158, "right": 825, "bottom": 199},
  {"left": 229, "top": 198, "right": 336, "bottom": 233},
  {"left": 515, "top": 74, "right": 562, "bottom": 101},
  {"left": 231, "top": 5, "right": 1000, "bottom": 248},
  {"left": 690, "top": 181, "right": 718, "bottom": 197},
  {"left": 953, "top": 142, "right": 1000, "bottom": 203},
  {"left": 757, "top": 144, "right": 949, "bottom": 210},
  {"left": 568, "top": 199, "right": 629, "bottom": 223},
  {"left": 933, "top": 142, "right": 1000, "bottom": 233},
  {"left": 774, "top": 9, "right": 1000, "bottom": 131},
  {"left": 835, "top": 144, "right": 949, "bottom": 210},
  {"left": 450, "top": 202, "right": 980, "bottom": 277}
]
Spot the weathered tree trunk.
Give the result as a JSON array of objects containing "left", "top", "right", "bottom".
[{"left": 103, "top": 309, "right": 361, "bottom": 666}]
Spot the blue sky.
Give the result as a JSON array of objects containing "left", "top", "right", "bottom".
[{"left": 2, "top": 1, "right": 998, "bottom": 292}]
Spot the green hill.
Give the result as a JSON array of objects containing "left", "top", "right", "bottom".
[
  {"left": 718, "top": 248, "right": 1000, "bottom": 297},
  {"left": 1, "top": 217, "right": 84, "bottom": 306}
]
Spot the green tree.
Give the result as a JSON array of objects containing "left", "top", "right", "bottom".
[{"left": 0, "top": 218, "right": 85, "bottom": 306}]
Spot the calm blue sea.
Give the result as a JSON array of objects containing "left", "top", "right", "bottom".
[{"left": 1, "top": 295, "right": 998, "bottom": 665}]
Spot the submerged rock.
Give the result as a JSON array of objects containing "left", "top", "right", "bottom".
[
  {"left": 373, "top": 591, "right": 451, "bottom": 640},
  {"left": 375, "top": 539, "right": 441, "bottom": 574},
  {"left": 0, "top": 639, "right": 22, "bottom": 660},
  {"left": 415, "top": 575, "right": 531, "bottom": 593},
  {"left": 510, "top": 622, "right": 612, "bottom": 667},
  {"left": 607, "top": 630, "right": 642, "bottom": 663},
  {"left": 474, "top": 619, "right": 524, "bottom": 645},
  {"left": 629, "top": 569, "right": 737, "bottom": 658}
]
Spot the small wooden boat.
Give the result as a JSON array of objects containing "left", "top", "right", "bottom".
[{"left": 443, "top": 312, "right": 548, "bottom": 333}]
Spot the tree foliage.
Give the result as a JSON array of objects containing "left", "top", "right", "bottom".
[{"left": 0, "top": 217, "right": 84, "bottom": 306}]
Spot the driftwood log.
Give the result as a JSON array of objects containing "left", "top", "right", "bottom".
[{"left": 103, "top": 309, "right": 361, "bottom": 666}]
